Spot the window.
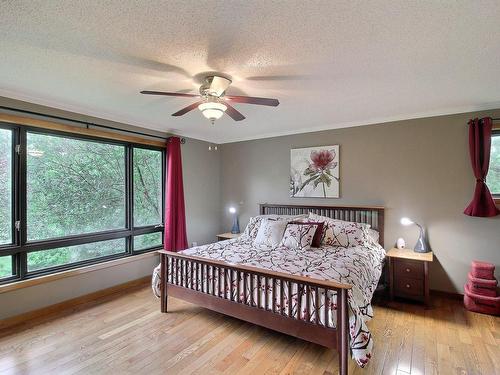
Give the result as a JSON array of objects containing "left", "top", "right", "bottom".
[
  {"left": 134, "top": 232, "right": 163, "bottom": 251},
  {"left": 0, "top": 122, "right": 164, "bottom": 283},
  {"left": 27, "top": 239, "right": 126, "bottom": 272},
  {"left": 0, "top": 128, "right": 12, "bottom": 245},
  {"left": 488, "top": 132, "right": 500, "bottom": 197},
  {"left": 27, "top": 133, "right": 126, "bottom": 240},
  {"left": 134, "top": 148, "right": 162, "bottom": 227},
  {"left": 0, "top": 255, "right": 12, "bottom": 279}
]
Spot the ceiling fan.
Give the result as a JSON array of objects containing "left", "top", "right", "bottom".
[{"left": 140, "top": 75, "right": 279, "bottom": 124}]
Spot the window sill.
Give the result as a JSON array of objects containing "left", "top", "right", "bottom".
[{"left": 0, "top": 251, "right": 159, "bottom": 294}]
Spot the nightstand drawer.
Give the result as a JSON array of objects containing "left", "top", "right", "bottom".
[
  {"left": 395, "top": 259, "right": 424, "bottom": 280},
  {"left": 394, "top": 276, "right": 424, "bottom": 297}
]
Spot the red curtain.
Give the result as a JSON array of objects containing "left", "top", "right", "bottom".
[
  {"left": 164, "top": 137, "right": 188, "bottom": 251},
  {"left": 464, "top": 117, "right": 500, "bottom": 217}
]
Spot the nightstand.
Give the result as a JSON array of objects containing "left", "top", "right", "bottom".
[
  {"left": 217, "top": 232, "right": 240, "bottom": 241},
  {"left": 387, "top": 248, "right": 433, "bottom": 308}
]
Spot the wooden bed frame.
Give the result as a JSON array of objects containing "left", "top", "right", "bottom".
[{"left": 158, "top": 204, "right": 384, "bottom": 375}]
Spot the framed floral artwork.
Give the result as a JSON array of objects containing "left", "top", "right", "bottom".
[{"left": 290, "top": 145, "right": 340, "bottom": 198}]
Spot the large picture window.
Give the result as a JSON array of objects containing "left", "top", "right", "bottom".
[
  {"left": 27, "top": 133, "right": 126, "bottom": 240},
  {"left": 0, "top": 122, "right": 164, "bottom": 283}
]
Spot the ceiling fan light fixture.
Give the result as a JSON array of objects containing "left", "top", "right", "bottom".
[
  {"left": 141, "top": 74, "right": 277, "bottom": 123},
  {"left": 198, "top": 102, "right": 227, "bottom": 121}
]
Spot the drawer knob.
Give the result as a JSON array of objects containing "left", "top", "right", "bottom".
[
  {"left": 405, "top": 268, "right": 411, "bottom": 273},
  {"left": 405, "top": 284, "right": 411, "bottom": 289}
]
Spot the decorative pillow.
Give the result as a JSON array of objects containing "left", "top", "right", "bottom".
[
  {"left": 279, "top": 223, "right": 318, "bottom": 250},
  {"left": 253, "top": 218, "right": 288, "bottom": 247},
  {"left": 366, "top": 228, "right": 379, "bottom": 244},
  {"left": 243, "top": 214, "right": 307, "bottom": 239},
  {"left": 308, "top": 213, "right": 370, "bottom": 247},
  {"left": 289, "top": 221, "right": 324, "bottom": 247},
  {"left": 243, "top": 216, "right": 263, "bottom": 239}
]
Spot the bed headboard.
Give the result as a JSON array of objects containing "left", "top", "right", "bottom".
[{"left": 259, "top": 203, "right": 385, "bottom": 247}]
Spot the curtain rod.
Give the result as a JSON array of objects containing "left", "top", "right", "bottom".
[{"left": 0, "top": 105, "right": 186, "bottom": 143}]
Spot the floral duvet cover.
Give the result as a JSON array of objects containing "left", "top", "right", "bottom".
[{"left": 152, "top": 236, "right": 385, "bottom": 367}]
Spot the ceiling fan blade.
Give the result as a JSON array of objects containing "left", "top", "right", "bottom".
[
  {"left": 224, "top": 102, "right": 245, "bottom": 121},
  {"left": 225, "top": 95, "right": 279, "bottom": 107},
  {"left": 172, "top": 101, "right": 204, "bottom": 116},
  {"left": 141, "top": 90, "right": 200, "bottom": 98},
  {"left": 209, "top": 76, "right": 232, "bottom": 96}
]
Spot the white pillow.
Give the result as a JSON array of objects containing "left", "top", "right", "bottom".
[
  {"left": 279, "top": 223, "right": 318, "bottom": 250},
  {"left": 253, "top": 218, "right": 288, "bottom": 247},
  {"left": 366, "top": 228, "right": 379, "bottom": 244}
]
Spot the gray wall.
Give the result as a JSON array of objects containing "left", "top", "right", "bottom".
[
  {"left": 220, "top": 110, "right": 500, "bottom": 294},
  {"left": 183, "top": 137, "right": 221, "bottom": 246},
  {"left": 0, "top": 97, "right": 221, "bottom": 319}
]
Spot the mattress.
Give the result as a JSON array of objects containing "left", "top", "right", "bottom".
[{"left": 152, "top": 235, "right": 385, "bottom": 367}]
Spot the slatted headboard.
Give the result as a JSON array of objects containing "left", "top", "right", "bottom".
[{"left": 259, "top": 203, "right": 385, "bottom": 247}]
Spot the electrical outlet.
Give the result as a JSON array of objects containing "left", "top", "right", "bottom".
[{"left": 192, "top": 241, "right": 198, "bottom": 247}]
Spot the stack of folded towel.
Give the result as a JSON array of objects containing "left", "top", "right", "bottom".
[{"left": 464, "top": 260, "right": 499, "bottom": 316}]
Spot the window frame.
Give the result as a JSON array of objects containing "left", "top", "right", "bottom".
[
  {"left": 492, "top": 128, "right": 500, "bottom": 204},
  {"left": 0, "top": 121, "right": 165, "bottom": 283}
]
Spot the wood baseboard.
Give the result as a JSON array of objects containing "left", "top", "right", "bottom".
[{"left": 0, "top": 276, "right": 150, "bottom": 331}]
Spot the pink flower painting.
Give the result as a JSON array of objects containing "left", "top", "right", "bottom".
[{"left": 290, "top": 145, "right": 339, "bottom": 198}]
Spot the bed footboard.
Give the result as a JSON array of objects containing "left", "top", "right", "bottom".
[{"left": 158, "top": 250, "right": 351, "bottom": 375}]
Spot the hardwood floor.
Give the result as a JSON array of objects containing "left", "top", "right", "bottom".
[{"left": 0, "top": 284, "right": 499, "bottom": 375}]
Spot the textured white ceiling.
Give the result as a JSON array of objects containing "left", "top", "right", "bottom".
[{"left": 1, "top": 1, "right": 500, "bottom": 143}]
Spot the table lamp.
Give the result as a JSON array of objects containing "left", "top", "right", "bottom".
[{"left": 400, "top": 217, "right": 431, "bottom": 253}]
